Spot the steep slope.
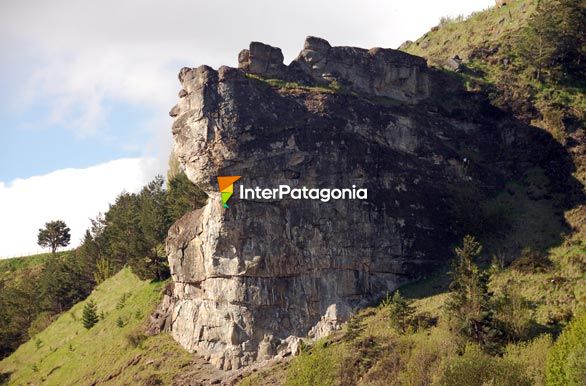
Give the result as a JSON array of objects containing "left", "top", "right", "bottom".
[
  {"left": 163, "top": 32, "right": 579, "bottom": 370},
  {"left": 237, "top": 235, "right": 585, "bottom": 386},
  {"left": 401, "top": 0, "right": 585, "bottom": 186},
  {"left": 0, "top": 268, "right": 196, "bottom": 385}
]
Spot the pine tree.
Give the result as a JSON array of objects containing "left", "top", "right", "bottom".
[
  {"left": 445, "top": 236, "right": 500, "bottom": 350},
  {"left": 519, "top": 0, "right": 586, "bottom": 81},
  {"left": 388, "top": 290, "right": 415, "bottom": 333},
  {"left": 82, "top": 300, "right": 99, "bottom": 329},
  {"left": 166, "top": 171, "right": 207, "bottom": 222}
]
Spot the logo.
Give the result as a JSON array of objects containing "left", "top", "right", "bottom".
[
  {"left": 217, "top": 176, "right": 241, "bottom": 208},
  {"left": 218, "top": 175, "right": 368, "bottom": 207}
]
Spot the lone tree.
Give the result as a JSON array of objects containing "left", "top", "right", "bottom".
[
  {"left": 82, "top": 300, "right": 99, "bottom": 329},
  {"left": 388, "top": 290, "right": 415, "bottom": 334},
  {"left": 37, "top": 220, "right": 71, "bottom": 255},
  {"left": 445, "top": 235, "right": 500, "bottom": 351}
]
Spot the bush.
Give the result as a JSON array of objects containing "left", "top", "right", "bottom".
[
  {"left": 504, "top": 334, "right": 552, "bottom": 386},
  {"left": 495, "top": 289, "right": 535, "bottom": 341},
  {"left": 440, "top": 344, "right": 532, "bottom": 386},
  {"left": 125, "top": 330, "right": 147, "bottom": 348},
  {"left": 546, "top": 312, "right": 586, "bottom": 386},
  {"left": 511, "top": 247, "right": 552, "bottom": 273},
  {"left": 286, "top": 339, "right": 339, "bottom": 386},
  {"left": 28, "top": 312, "right": 55, "bottom": 337}
]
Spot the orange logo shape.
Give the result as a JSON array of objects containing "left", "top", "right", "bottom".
[{"left": 217, "top": 176, "right": 241, "bottom": 208}]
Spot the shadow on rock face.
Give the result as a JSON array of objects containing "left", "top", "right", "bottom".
[{"left": 163, "top": 36, "right": 584, "bottom": 370}]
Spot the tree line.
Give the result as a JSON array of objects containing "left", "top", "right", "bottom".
[{"left": 0, "top": 171, "right": 206, "bottom": 359}]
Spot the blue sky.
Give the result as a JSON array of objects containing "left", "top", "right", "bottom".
[{"left": 0, "top": 0, "right": 495, "bottom": 256}]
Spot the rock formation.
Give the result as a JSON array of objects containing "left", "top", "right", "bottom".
[{"left": 164, "top": 37, "right": 544, "bottom": 370}]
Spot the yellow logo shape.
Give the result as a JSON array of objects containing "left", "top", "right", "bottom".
[{"left": 217, "top": 176, "right": 241, "bottom": 208}]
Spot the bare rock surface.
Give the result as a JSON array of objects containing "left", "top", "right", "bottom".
[{"left": 163, "top": 37, "right": 564, "bottom": 370}]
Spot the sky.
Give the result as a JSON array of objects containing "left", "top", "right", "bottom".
[{"left": 0, "top": 0, "right": 495, "bottom": 257}]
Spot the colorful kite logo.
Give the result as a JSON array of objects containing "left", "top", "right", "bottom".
[{"left": 217, "top": 176, "right": 241, "bottom": 208}]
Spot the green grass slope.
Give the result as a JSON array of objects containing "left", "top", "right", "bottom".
[
  {"left": 0, "top": 252, "right": 65, "bottom": 282},
  {"left": 402, "top": 0, "right": 585, "bottom": 183},
  {"left": 0, "top": 268, "right": 192, "bottom": 385},
  {"left": 240, "top": 239, "right": 585, "bottom": 386}
]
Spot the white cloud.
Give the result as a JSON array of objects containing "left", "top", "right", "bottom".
[
  {"left": 0, "top": 158, "right": 157, "bottom": 258},
  {"left": 0, "top": 0, "right": 497, "bottom": 257},
  {"left": 1, "top": 0, "right": 495, "bottom": 136}
]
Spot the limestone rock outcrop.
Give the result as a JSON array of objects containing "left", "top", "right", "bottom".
[
  {"left": 238, "top": 36, "right": 431, "bottom": 103},
  {"left": 164, "top": 37, "right": 535, "bottom": 370}
]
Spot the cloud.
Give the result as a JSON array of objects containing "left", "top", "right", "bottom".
[
  {"left": 1, "top": 0, "right": 494, "bottom": 136},
  {"left": 0, "top": 0, "right": 496, "bottom": 256},
  {"left": 0, "top": 158, "right": 156, "bottom": 258}
]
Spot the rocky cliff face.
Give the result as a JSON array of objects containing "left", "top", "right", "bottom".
[{"left": 164, "top": 37, "right": 548, "bottom": 370}]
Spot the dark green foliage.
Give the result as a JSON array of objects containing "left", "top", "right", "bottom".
[
  {"left": 37, "top": 220, "right": 71, "bottom": 255},
  {"left": 39, "top": 252, "right": 94, "bottom": 313},
  {"left": 520, "top": 0, "right": 586, "bottom": 82},
  {"left": 1, "top": 173, "right": 201, "bottom": 358},
  {"left": 116, "top": 317, "right": 125, "bottom": 328},
  {"left": 82, "top": 300, "right": 99, "bottom": 329},
  {"left": 387, "top": 291, "right": 415, "bottom": 334},
  {"left": 102, "top": 176, "right": 171, "bottom": 281},
  {"left": 344, "top": 315, "right": 364, "bottom": 341},
  {"left": 445, "top": 236, "right": 501, "bottom": 351},
  {"left": 166, "top": 171, "right": 207, "bottom": 222},
  {"left": 0, "top": 271, "right": 43, "bottom": 358}
]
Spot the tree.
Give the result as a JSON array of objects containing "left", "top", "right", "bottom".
[
  {"left": 519, "top": 0, "right": 586, "bottom": 81},
  {"left": 37, "top": 220, "right": 71, "bottom": 255},
  {"left": 167, "top": 171, "right": 207, "bottom": 222},
  {"left": 445, "top": 236, "right": 500, "bottom": 350},
  {"left": 39, "top": 252, "right": 93, "bottom": 313},
  {"left": 82, "top": 300, "right": 99, "bottom": 329},
  {"left": 133, "top": 176, "right": 172, "bottom": 281},
  {"left": 388, "top": 290, "right": 415, "bottom": 333}
]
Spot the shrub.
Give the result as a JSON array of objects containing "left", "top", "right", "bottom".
[
  {"left": 125, "top": 330, "right": 147, "bottom": 348},
  {"left": 343, "top": 315, "right": 364, "bottom": 341},
  {"left": 440, "top": 344, "right": 532, "bottom": 386},
  {"left": 286, "top": 339, "right": 339, "bottom": 386},
  {"left": 495, "top": 289, "right": 535, "bottom": 341},
  {"left": 511, "top": 247, "right": 552, "bottom": 273},
  {"left": 546, "top": 312, "right": 586, "bottom": 386},
  {"left": 28, "top": 312, "right": 55, "bottom": 337},
  {"left": 504, "top": 334, "right": 552, "bottom": 386},
  {"left": 387, "top": 291, "right": 415, "bottom": 334}
]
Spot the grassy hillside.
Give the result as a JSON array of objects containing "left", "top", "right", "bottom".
[
  {"left": 240, "top": 238, "right": 585, "bottom": 386},
  {"left": 239, "top": 2, "right": 586, "bottom": 384},
  {"left": 402, "top": 0, "right": 585, "bottom": 184},
  {"left": 0, "top": 252, "right": 65, "bottom": 282},
  {"left": 0, "top": 268, "right": 193, "bottom": 385}
]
